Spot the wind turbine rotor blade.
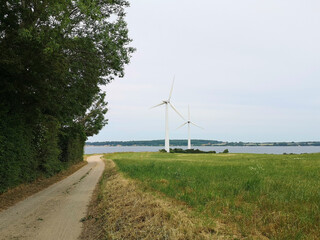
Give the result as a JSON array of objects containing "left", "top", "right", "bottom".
[
  {"left": 176, "top": 122, "right": 187, "bottom": 130},
  {"left": 188, "top": 105, "right": 190, "bottom": 120},
  {"left": 169, "top": 103, "right": 185, "bottom": 120},
  {"left": 191, "top": 121, "right": 204, "bottom": 129},
  {"left": 168, "top": 76, "right": 175, "bottom": 101},
  {"left": 150, "top": 102, "right": 165, "bottom": 109}
]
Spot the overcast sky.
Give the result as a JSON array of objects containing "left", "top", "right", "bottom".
[{"left": 88, "top": 0, "right": 320, "bottom": 142}]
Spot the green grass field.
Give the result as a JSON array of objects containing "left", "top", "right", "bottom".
[{"left": 105, "top": 152, "right": 320, "bottom": 239}]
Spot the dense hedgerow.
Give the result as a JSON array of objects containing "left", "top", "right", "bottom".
[{"left": 0, "top": 0, "right": 133, "bottom": 193}]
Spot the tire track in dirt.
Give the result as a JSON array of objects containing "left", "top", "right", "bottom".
[{"left": 0, "top": 155, "right": 104, "bottom": 240}]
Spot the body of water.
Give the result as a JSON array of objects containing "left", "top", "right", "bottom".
[{"left": 84, "top": 145, "right": 320, "bottom": 155}]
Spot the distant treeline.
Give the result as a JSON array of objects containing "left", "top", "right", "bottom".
[
  {"left": 86, "top": 139, "right": 222, "bottom": 146},
  {"left": 86, "top": 140, "right": 320, "bottom": 147}
]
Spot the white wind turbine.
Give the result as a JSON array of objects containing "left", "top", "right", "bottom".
[
  {"left": 151, "top": 78, "right": 185, "bottom": 152},
  {"left": 177, "top": 105, "right": 203, "bottom": 149}
]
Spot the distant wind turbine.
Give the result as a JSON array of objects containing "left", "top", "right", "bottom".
[
  {"left": 177, "top": 105, "right": 203, "bottom": 149},
  {"left": 151, "top": 78, "right": 185, "bottom": 152}
]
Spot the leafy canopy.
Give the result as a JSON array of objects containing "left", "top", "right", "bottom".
[{"left": 0, "top": 0, "right": 134, "bottom": 125}]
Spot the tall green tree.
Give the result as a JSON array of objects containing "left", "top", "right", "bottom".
[{"left": 0, "top": 0, "right": 134, "bottom": 192}]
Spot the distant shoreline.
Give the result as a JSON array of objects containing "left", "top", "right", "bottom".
[
  {"left": 85, "top": 145, "right": 320, "bottom": 147},
  {"left": 85, "top": 140, "right": 320, "bottom": 147}
]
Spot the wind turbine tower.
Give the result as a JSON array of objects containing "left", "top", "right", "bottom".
[
  {"left": 177, "top": 105, "right": 203, "bottom": 149},
  {"left": 151, "top": 78, "right": 184, "bottom": 152}
]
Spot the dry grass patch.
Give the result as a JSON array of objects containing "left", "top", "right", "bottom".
[
  {"left": 80, "top": 159, "right": 240, "bottom": 240},
  {"left": 110, "top": 152, "right": 320, "bottom": 239},
  {"left": 0, "top": 160, "right": 87, "bottom": 212}
]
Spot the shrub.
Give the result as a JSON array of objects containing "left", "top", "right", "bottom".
[
  {"left": 222, "top": 149, "right": 229, "bottom": 153},
  {"left": 159, "top": 148, "right": 217, "bottom": 154}
]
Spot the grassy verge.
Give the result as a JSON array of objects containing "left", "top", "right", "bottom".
[
  {"left": 80, "top": 157, "right": 237, "bottom": 240},
  {"left": 0, "top": 157, "right": 88, "bottom": 212},
  {"left": 109, "top": 152, "right": 320, "bottom": 239}
]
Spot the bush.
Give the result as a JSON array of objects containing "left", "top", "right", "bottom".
[
  {"left": 158, "top": 148, "right": 216, "bottom": 154},
  {"left": 0, "top": 114, "right": 37, "bottom": 193},
  {"left": 222, "top": 149, "right": 229, "bottom": 153},
  {"left": 0, "top": 113, "right": 86, "bottom": 193},
  {"left": 35, "top": 115, "right": 62, "bottom": 176}
]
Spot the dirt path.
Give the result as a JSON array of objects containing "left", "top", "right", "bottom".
[{"left": 0, "top": 155, "right": 104, "bottom": 240}]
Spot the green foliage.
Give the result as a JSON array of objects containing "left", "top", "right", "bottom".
[
  {"left": 160, "top": 148, "right": 216, "bottom": 154},
  {"left": 108, "top": 152, "right": 320, "bottom": 239},
  {"left": 59, "top": 125, "right": 86, "bottom": 164},
  {"left": 35, "top": 115, "right": 62, "bottom": 176},
  {"left": 0, "top": 0, "right": 133, "bottom": 192},
  {"left": 222, "top": 149, "right": 229, "bottom": 153},
  {"left": 0, "top": 114, "right": 37, "bottom": 192},
  {"left": 86, "top": 140, "right": 320, "bottom": 146},
  {"left": 77, "top": 92, "right": 109, "bottom": 137},
  {"left": 86, "top": 139, "right": 223, "bottom": 146}
]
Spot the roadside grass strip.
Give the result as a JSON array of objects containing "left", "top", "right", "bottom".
[
  {"left": 80, "top": 158, "right": 240, "bottom": 240},
  {"left": 108, "top": 152, "right": 320, "bottom": 239}
]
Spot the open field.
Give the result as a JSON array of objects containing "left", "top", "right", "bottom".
[
  {"left": 107, "top": 152, "right": 320, "bottom": 239},
  {"left": 80, "top": 158, "right": 231, "bottom": 240}
]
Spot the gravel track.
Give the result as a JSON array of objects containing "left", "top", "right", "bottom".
[{"left": 0, "top": 155, "right": 104, "bottom": 240}]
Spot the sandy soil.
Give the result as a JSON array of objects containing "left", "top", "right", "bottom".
[
  {"left": 0, "top": 155, "right": 104, "bottom": 240},
  {"left": 0, "top": 161, "right": 87, "bottom": 212}
]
